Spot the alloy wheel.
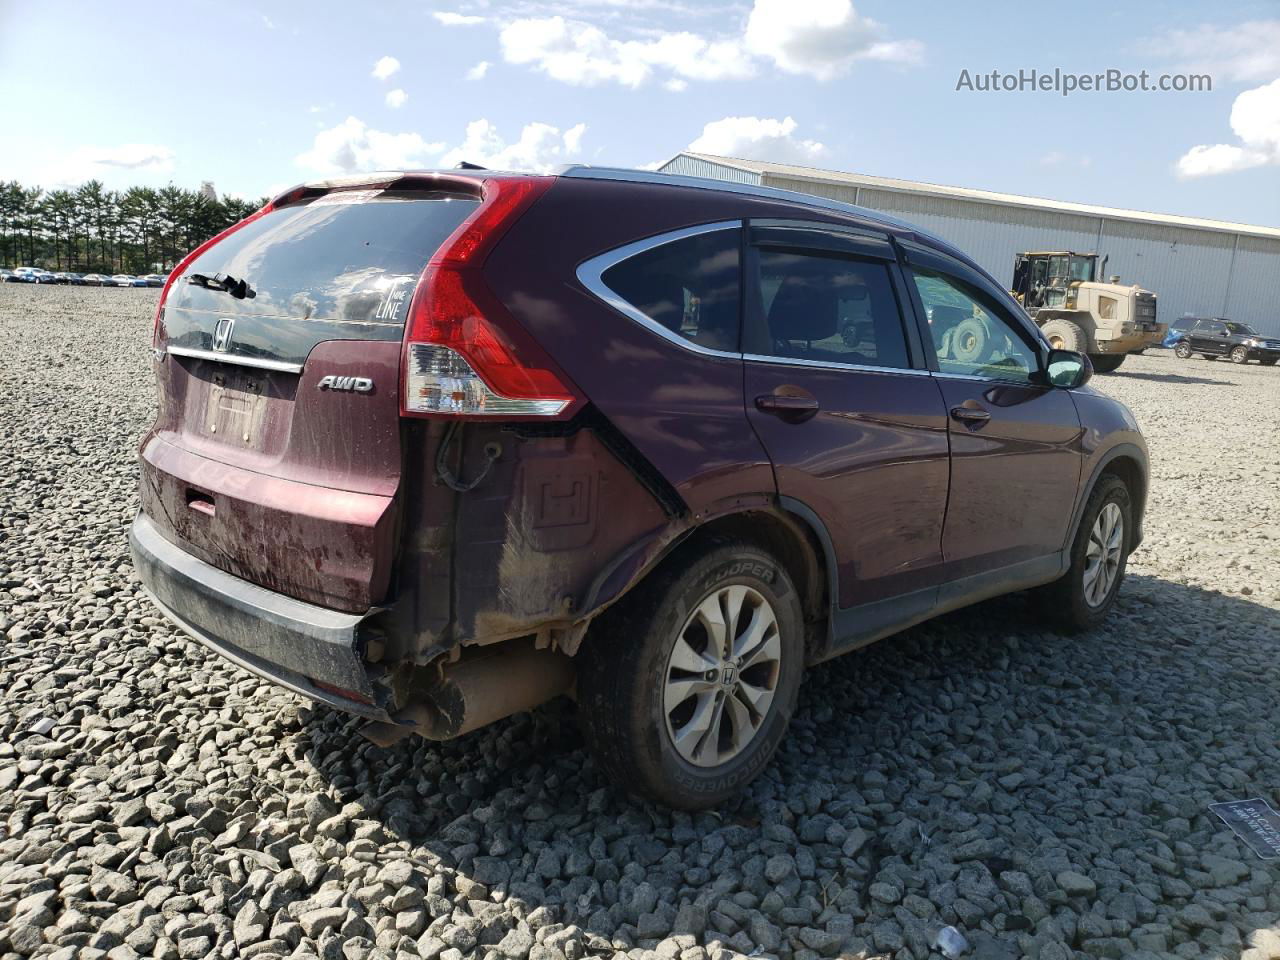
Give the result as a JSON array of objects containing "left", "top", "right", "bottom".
[
  {"left": 663, "top": 584, "right": 782, "bottom": 767},
  {"left": 1231, "top": 346, "right": 1248, "bottom": 364},
  {"left": 1082, "top": 502, "right": 1124, "bottom": 607}
]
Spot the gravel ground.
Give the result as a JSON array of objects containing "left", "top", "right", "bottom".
[{"left": 2, "top": 284, "right": 1279, "bottom": 960}]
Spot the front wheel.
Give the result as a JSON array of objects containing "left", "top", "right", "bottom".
[
  {"left": 577, "top": 541, "right": 804, "bottom": 809},
  {"left": 1034, "top": 475, "right": 1131, "bottom": 632},
  {"left": 1230, "top": 345, "right": 1249, "bottom": 364},
  {"left": 1089, "top": 354, "right": 1125, "bottom": 373},
  {"left": 1174, "top": 341, "right": 1192, "bottom": 359}
]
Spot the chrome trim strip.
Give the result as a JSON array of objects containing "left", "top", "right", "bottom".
[
  {"left": 558, "top": 165, "right": 924, "bottom": 236},
  {"left": 165, "top": 346, "right": 305, "bottom": 374},
  {"left": 930, "top": 370, "right": 1038, "bottom": 385},
  {"left": 576, "top": 221, "right": 744, "bottom": 360},
  {"left": 741, "top": 353, "right": 931, "bottom": 376}
]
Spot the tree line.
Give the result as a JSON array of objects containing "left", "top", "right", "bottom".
[{"left": 0, "top": 181, "right": 268, "bottom": 274}]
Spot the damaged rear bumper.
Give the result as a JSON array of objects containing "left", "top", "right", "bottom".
[{"left": 129, "top": 512, "right": 389, "bottom": 721}]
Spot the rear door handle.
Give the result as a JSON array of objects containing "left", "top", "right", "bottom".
[
  {"left": 755, "top": 394, "right": 820, "bottom": 423},
  {"left": 950, "top": 405, "right": 991, "bottom": 427}
]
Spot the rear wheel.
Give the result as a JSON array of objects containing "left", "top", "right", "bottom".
[
  {"left": 1035, "top": 475, "right": 1131, "bottom": 632},
  {"left": 1174, "top": 341, "right": 1192, "bottom": 359},
  {"left": 1089, "top": 354, "right": 1125, "bottom": 373},
  {"left": 1041, "top": 319, "right": 1086, "bottom": 353},
  {"left": 951, "top": 317, "right": 993, "bottom": 364},
  {"left": 1230, "top": 345, "right": 1249, "bottom": 364},
  {"left": 577, "top": 541, "right": 804, "bottom": 809}
]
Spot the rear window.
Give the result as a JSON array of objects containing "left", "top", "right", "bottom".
[{"left": 168, "top": 189, "right": 478, "bottom": 325}]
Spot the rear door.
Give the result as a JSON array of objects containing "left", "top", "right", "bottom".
[
  {"left": 742, "top": 222, "right": 951, "bottom": 609},
  {"left": 901, "top": 243, "right": 1083, "bottom": 580},
  {"left": 142, "top": 185, "right": 481, "bottom": 611}
]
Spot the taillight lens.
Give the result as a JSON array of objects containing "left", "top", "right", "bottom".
[{"left": 401, "top": 176, "right": 581, "bottom": 420}]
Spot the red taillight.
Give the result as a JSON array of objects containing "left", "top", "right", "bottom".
[
  {"left": 400, "top": 176, "right": 582, "bottom": 420},
  {"left": 152, "top": 200, "right": 277, "bottom": 347}
]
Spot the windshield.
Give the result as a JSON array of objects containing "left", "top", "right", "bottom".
[
  {"left": 1225, "top": 322, "right": 1257, "bottom": 335},
  {"left": 1069, "top": 256, "right": 1094, "bottom": 282}
]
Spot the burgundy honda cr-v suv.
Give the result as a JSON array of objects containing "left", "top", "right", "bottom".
[{"left": 130, "top": 166, "right": 1147, "bottom": 808}]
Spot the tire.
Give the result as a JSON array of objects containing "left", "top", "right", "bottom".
[
  {"left": 1174, "top": 341, "right": 1192, "bottom": 359},
  {"left": 1089, "top": 354, "right": 1125, "bottom": 373},
  {"left": 577, "top": 540, "right": 804, "bottom": 809},
  {"left": 1035, "top": 475, "right": 1131, "bottom": 632},
  {"left": 1230, "top": 345, "right": 1249, "bottom": 364},
  {"left": 1040, "top": 319, "right": 1086, "bottom": 352},
  {"left": 951, "top": 317, "right": 993, "bottom": 364}
]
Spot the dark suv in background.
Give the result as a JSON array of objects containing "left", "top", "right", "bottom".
[
  {"left": 1173, "top": 317, "right": 1280, "bottom": 365},
  {"left": 129, "top": 167, "right": 1148, "bottom": 808}
]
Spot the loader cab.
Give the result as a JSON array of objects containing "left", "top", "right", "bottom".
[{"left": 1013, "top": 251, "right": 1098, "bottom": 311}]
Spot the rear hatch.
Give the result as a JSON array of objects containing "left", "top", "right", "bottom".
[{"left": 141, "top": 183, "right": 480, "bottom": 612}]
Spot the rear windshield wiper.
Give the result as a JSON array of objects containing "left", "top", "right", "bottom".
[{"left": 188, "top": 272, "right": 255, "bottom": 300}]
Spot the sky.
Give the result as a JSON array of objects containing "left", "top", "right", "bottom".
[{"left": 1, "top": 0, "right": 1278, "bottom": 226}]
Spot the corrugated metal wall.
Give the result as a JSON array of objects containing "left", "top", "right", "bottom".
[
  {"left": 1226, "top": 236, "right": 1280, "bottom": 329},
  {"left": 660, "top": 155, "right": 762, "bottom": 185},
  {"left": 760, "top": 172, "right": 1280, "bottom": 336},
  {"left": 656, "top": 160, "right": 1280, "bottom": 336}
]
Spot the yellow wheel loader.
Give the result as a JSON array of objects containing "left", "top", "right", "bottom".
[{"left": 1011, "top": 251, "right": 1165, "bottom": 373}]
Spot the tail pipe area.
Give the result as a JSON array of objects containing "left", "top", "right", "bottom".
[{"left": 359, "top": 639, "right": 573, "bottom": 747}]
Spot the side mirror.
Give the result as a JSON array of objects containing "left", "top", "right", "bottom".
[{"left": 1045, "top": 349, "right": 1092, "bottom": 388}]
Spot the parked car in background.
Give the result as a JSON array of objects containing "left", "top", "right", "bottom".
[
  {"left": 1173, "top": 317, "right": 1280, "bottom": 365},
  {"left": 0, "top": 269, "right": 15, "bottom": 282},
  {"left": 53, "top": 272, "right": 87, "bottom": 285},
  {"left": 140, "top": 273, "right": 168, "bottom": 287},
  {"left": 80, "top": 273, "right": 107, "bottom": 285},
  {"left": 130, "top": 167, "right": 1149, "bottom": 808},
  {"left": 108, "top": 274, "right": 137, "bottom": 287}
]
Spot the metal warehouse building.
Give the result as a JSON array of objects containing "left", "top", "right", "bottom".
[{"left": 659, "top": 153, "right": 1280, "bottom": 337}]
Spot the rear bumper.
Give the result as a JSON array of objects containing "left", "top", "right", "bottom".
[{"left": 129, "top": 512, "right": 390, "bottom": 721}]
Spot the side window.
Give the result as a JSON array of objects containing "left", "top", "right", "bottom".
[
  {"left": 912, "top": 269, "right": 1040, "bottom": 382},
  {"left": 751, "top": 249, "right": 910, "bottom": 369},
  {"left": 598, "top": 228, "right": 740, "bottom": 352}
]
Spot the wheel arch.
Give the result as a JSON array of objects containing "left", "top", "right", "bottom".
[
  {"left": 630, "top": 501, "right": 834, "bottom": 663},
  {"left": 1069, "top": 444, "right": 1148, "bottom": 554}
]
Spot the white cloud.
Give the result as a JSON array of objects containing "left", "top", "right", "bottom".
[
  {"left": 371, "top": 56, "right": 401, "bottom": 80},
  {"left": 295, "top": 117, "right": 587, "bottom": 176},
  {"left": 439, "top": 119, "right": 587, "bottom": 172},
  {"left": 494, "top": 1, "right": 917, "bottom": 87},
  {"left": 499, "top": 15, "right": 752, "bottom": 87},
  {"left": 1140, "top": 21, "right": 1280, "bottom": 85},
  {"left": 295, "top": 117, "right": 444, "bottom": 175},
  {"left": 688, "top": 116, "right": 825, "bottom": 164},
  {"left": 385, "top": 88, "right": 408, "bottom": 108},
  {"left": 434, "top": 11, "right": 486, "bottom": 26},
  {"left": 744, "top": 0, "right": 920, "bottom": 80},
  {"left": 1176, "top": 76, "right": 1280, "bottom": 177},
  {"left": 8, "top": 143, "right": 176, "bottom": 188},
  {"left": 467, "top": 60, "right": 492, "bottom": 80}
]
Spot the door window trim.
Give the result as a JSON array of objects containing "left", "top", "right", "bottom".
[
  {"left": 742, "top": 228, "right": 928, "bottom": 374},
  {"left": 575, "top": 220, "right": 744, "bottom": 359},
  {"left": 899, "top": 244, "right": 1050, "bottom": 385}
]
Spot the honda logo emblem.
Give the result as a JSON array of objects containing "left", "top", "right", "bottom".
[{"left": 212, "top": 318, "right": 235, "bottom": 352}]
